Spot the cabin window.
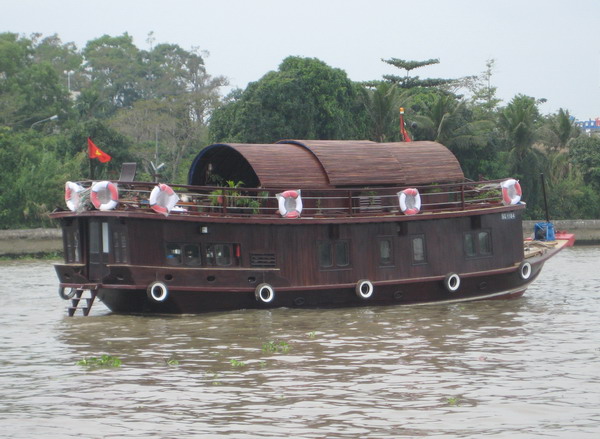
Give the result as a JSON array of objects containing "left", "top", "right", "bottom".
[
  {"left": 206, "top": 243, "right": 235, "bottom": 266},
  {"left": 478, "top": 231, "right": 492, "bottom": 255},
  {"left": 65, "top": 227, "right": 81, "bottom": 263},
  {"left": 411, "top": 235, "right": 427, "bottom": 264},
  {"left": 465, "top": 233, "right": 476, "bottom": 257},
  {"left": 378, "top": 238, "right": 394, "bottom": 266},
  {"left": 166, "top": 243, "right": 182, "bottom": 265},
  {"left": 318, "top": 240, "right": 350, "bottom": 269},
  {"left": 464, "top": 230, "right": 492, "bottom": 258},
  {"left": 318, "top": 241, "right": 333, "bottom": 268},
  {"left": 335, "top": 241, "right": 349, "bottom": 267},
  {"left": 112, "top": 228, "right": 129, "bottom": 263},
  {"left": 183, "top": 244, "right": 201, "bottom": 266},
  {"left": 102, "top": 222, "right": 110, "bottom": 253}
]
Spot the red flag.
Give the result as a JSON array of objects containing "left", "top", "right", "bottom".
[
  {"left": 399, "top": 108, "right": 412, "bottom": 142},
  {"left": 87, "top": 138, "right": 112, "bottom": 163}
]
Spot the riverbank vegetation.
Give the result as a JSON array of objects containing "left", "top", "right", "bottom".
[{"left": 1, "top": 32, "right": 599, "bottom": 229}]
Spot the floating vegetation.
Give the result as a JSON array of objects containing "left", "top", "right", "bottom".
[
  {"left": 165, "top": 356, "right": 180, "bottom": 366},
  {"left": 205, "top": 372, "right": 222, "bottom": 385},
  {"left": 76, "top": 355, "right": 122, "bottom": 369},
  {"left": 446, "top": 396, "right": 461, "bottom": 406},
  {"left": 229, "top": 358, "right": 246, "bottom": 368},
  {"left": 262, "top": 340, "right": 290, "bottom": 354},
  {"left": 307, "top": 331, "right": 317, "bottom": 339}
]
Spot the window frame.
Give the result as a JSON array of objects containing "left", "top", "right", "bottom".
[
  {"left": 463, "top": 229, "right": 493, "bottom": 259},
  {"left": 410, "top": 234, "right": 428, "bottom": 265},
  {"left": 377, "top": 236, "right": 395, "bottom": 267},
  {"left": 317, "top": 239, "right": 351, "bottom": 270}
]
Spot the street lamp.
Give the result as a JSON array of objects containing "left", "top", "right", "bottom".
[
  {"left": 30, "top": 114, "right": 58, "bottom": 128},
  {"left": 64, "top": 70, "right": 74, "bottom": 92}
]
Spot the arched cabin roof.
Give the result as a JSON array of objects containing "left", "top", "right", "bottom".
[{"left": 188, "top": 140, "right": 464, "bottom": 189}]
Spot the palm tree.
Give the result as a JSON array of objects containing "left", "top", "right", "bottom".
[
  {"left": 409, "top": 93, "right": 493, "bottom": 178},
  {"left": 499, "top": 94, "right": 545, "bottom": 214},
  {"left": 545, "top": 108, "right": 576, "bottom": 151},
  {"left": 360, "top": 82, "right": 409, "bottom": 142}
]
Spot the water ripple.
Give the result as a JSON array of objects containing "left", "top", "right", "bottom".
[{"left": 1, "top": 248, "right": 600, "bottom": 438}]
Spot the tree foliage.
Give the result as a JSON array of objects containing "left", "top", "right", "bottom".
[
  {"left": 209, "top": 56, "right": 368, "bottom": 143},
  {"left": 1, "top": 33, "right": 599, "bottom": 228},
  {"left": 0, "top": 32, "right": 70, "bottom": 129},
  {"left": 380, "top": 57, "right": 454, "bottom": 89},
  {"left": 0, "top": 128, "right": 82, "bottom": 228},
  {"left": 569, "top": 135, "right": 600, "bottom": 191}
]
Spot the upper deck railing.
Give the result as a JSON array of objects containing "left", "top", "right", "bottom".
[{"left": 62, "top": 178, "right": 519, "bottom": 219}]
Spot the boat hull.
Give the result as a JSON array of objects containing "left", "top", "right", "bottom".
[{"left": 58, "top": 260, "right": 543, "bottom": 315}]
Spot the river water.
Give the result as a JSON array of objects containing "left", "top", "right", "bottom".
[{"left": 0, "top": 246, "right": 599, "bottom": 438}]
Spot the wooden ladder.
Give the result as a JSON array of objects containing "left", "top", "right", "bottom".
[{"left": 68, "top": 289, "right": 98, "bottom": 316}]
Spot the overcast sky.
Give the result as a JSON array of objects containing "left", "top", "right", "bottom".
[{"left": 2, "top": 0, "right": 599, "bottom": 120}]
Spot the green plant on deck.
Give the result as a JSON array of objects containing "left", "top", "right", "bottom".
[
  {"left": 76, "top": 354, "right": 122, "bottom": 369},
  {"left": 210, "top": 181, "right": 270, "bottom": 214}
]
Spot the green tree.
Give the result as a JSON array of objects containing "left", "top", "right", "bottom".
[
  {"left": 209, "top": 56, "right": 368, "bottom": 143},
  {"left": 81, "top": 33, "right": 142, "bottom": 113},
  {"left": 569, "top": 135, "right": 600, "bottom": 190},
  {"left": 359, "top": 82, "right": 407, "bottom": 142},
  {"left": 541, "top": 108, "right": 578, "bottom": 152},
  {"left": 109, "top": 42, "right": 226, "bottom": 181},
  {"left": 0, "top": 32, "right": 70, "bottom": 129},
  {"left": 380, "top": 58, "right": 454, "bottom": 89},
  {"left": 0, "top": 128, "right": 82, "bottom": 228},
  {"left": 409, "top": 91, "right": 496, "bottom": 179},
  {"left": 467, "top": 59, "right": 502, "bottom": 118},
  {"left": 499, "top": 94, "right": 545, "bottom": 216},
  {"left": 547, "top": 175, "right": 600, "bottom": 219},
  {"left": 31, "top": 33, "right": 82, "bottom": 82}
]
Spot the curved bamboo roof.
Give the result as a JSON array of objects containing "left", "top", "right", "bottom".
[{"left": 188, "top": 140, "right": 464, "bottom": 188}]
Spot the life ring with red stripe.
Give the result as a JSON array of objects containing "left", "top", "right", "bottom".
[
  {"left": 90, "top": 181, "right": 119, "bottom": 211},
  {"left": 501, "top": 179, "right": 522, "bottom": 205},
  {"left": 149, "top": 183, "right": 180, "bottom": 216},
  {"left": 65, "top": 181, "right": 84, "bottom": 212},
  {"left": 398, "top": 188, "right": 421, "bottom": 215},
  {"left": 277, "top": 190, "right": 303, "bottom": 218}
]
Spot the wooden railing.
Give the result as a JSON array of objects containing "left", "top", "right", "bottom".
[{"left": 69, "top": 179, "right": 511, "bottom": 218}]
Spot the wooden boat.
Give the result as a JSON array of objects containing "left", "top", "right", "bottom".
[{"left": 50, "top": 140, "right": 568, "bottom": 316}]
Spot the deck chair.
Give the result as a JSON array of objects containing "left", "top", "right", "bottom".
[{"left": 119, "top": 163, "right": 137, "bottom": 182}]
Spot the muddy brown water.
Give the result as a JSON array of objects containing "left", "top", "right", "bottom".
[{"left": 1, "top": 247, "right": 599, "bottom": 438}]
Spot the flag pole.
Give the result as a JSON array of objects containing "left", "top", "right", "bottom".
[{"left": 399, "top": 107, "right": 412, "bottom": 142}]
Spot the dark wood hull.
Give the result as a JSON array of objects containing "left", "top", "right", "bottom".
[
  {"left": 93, "top": 268, "right": 537, "bottom": 315},
  {"left": 53, "top": 207, "right": 565, "bottom": 315}
]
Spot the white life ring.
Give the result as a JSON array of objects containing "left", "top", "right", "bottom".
[
  {"left": 501, "top": 179, "right": 522, "bottom": 205},
  {"left": 147, "top": 281, "right": 169, "bottom": 302},
  {"left": 58, "top": 286, "right": 77, "bottom": 300},
  {"left": 255, "top": 283, "right": 275, "bottom": 303},
  {"left": 276, "top": 190, "right": 303, "bottom": 218},
  {"left": 398, "top": 188, "right": 421, "bottom": 215},
  {"left": 149, "top": 183, "right": 180, "bottom": 216},
  {"left": 65, "top": 181, "right": 84, "bottom": 212},
  {"left": 356, "top": 279, "right": 374, "bottom": 299},
  {"left": 444, "top": 273, "right": 461, "bottom": 292},
  {"left": 90, "top": 181, "right": 119, "bottom": 211},
  {"left": 519, "top": 261, "right": 532, "bottom": 280}
]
